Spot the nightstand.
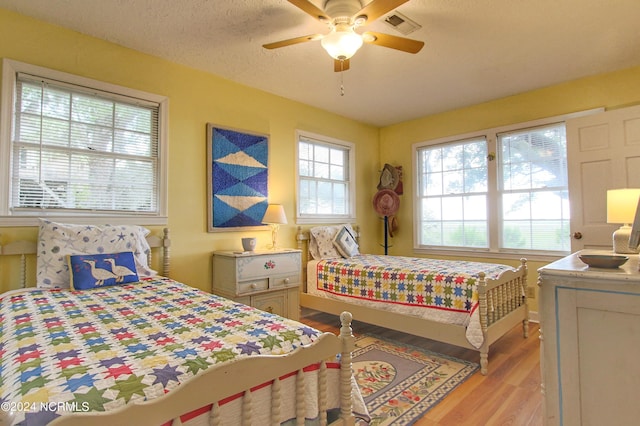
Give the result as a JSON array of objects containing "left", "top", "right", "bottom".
[{"left": 212, "top": 249, "right": 301, "bottom": 320}]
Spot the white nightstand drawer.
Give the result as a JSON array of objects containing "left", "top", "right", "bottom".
[
  {"left": 237, "top": 279, "right": 269, "bottom": 294},
  {"left": 270, "top": 274, "right": 299, "bottom": 288},
  {"left": 236, "top": 252, "right": 299, "bottom": 280},
  {"left": 251, "top": 292, "right": 286, "bottom": 317}
]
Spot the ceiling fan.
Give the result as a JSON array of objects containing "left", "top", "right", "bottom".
[{"left": 263, "top": 0, "right": 424, "bottom": 72}]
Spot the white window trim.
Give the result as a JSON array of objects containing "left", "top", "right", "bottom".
[
  {"left": 411, "top": 108, "right": 603, "bottom": 261},
  {"left": 0, "top": 59, "right": 169, "bottom": 227},
  {"left": 295, "top": 130, "right": 356, "bottom": 224}
]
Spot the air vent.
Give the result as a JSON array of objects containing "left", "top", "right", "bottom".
[{"left": 383, "top": 11, "right": 421, "bottom": 35}]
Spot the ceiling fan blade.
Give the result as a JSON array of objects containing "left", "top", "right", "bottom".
[
  {"left": 362, "top": 31, "right": 424, "bottom": 54},
  {"left": 355, "top": 0, "right": 409, "bottom": 23},
  {"left": 287, "top": 0, "right": 331, "bottom": 21},
  {"left": 263, "top": 34, "right": 323, "bottom": 49},
  {"left": 334, "top": 58, "right": 350, "bottom": 72}
]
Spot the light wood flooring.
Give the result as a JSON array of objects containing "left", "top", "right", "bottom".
[{"left": 299, "top": 308, "right": 543, "bottom": 426}]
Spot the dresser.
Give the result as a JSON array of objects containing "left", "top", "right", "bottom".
[
  {"left": 212, "top": 249, "right": 302, "bottom": 320},
  {"left": 538, "top": 251, "right": 640, "bottom": 426}
]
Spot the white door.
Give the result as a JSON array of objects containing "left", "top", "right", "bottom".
[{"left": 567, "top": 104, "right": 640, "bottom": 251}]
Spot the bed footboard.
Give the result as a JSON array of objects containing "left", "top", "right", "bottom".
[
  {"left": 478, "top": 258, "right": 528, "bottom": 330},
  {"left": 476, "top": 258, "right": 528, "bottom": 374},
  {"left": 40, "top": 312, "right": 357, "bottom": 426}
]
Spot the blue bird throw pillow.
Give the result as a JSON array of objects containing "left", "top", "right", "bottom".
[{"left": 68, "top": 252, "right": 139, "bottom": 290}]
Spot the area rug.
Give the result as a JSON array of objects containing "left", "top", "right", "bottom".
[{"left": 352, "top": 335, "right": 479, "bottom": 425}]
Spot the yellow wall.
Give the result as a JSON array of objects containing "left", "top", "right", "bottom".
[
  {"left": 379, "top": 65, "right": 640, "bottom": 310},
  {"left": 0, "top": 8, "right": 380, "bottom": 292}
]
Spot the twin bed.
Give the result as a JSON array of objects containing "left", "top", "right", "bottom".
[
  {"left": 296, "top": 224, "right": 529, "bottom": 376},
  {"left": 0, "top": 221, "right": 364, "bottom": 425}
]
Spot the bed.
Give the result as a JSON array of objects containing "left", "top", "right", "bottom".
[
  {"left": 0, "top": 220, "right": 367, "bottom": 425},
  {"left": 296, "top": 224, "right": 529, "bottom": 375}
]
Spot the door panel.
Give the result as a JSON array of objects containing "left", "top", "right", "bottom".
[{"left": 567, "top": 105, "right": 640, "bottom": 251}]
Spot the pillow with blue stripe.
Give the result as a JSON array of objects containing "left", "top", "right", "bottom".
[{"left": 68, "top": 252, "right": 139, "bottom": 290}]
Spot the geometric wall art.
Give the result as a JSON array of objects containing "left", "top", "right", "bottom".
[{"left": 206, "top": 124, "right": 269, "bottom": 232}]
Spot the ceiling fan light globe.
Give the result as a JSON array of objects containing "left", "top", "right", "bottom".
[{"left": 321, "top": 30, "right": 363, "bottom": 60}]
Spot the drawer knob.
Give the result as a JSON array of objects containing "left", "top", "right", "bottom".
[
  {"left": 283, "top": 278, "right": 290, "bottom": 284},
  {"left": 250, "top": 283, "right": 257, "bottom": 289}
]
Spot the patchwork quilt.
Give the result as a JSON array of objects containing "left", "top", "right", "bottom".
[
  {"left": 309, "top": 255, "right": 516, "bottom": 348},
  {"left": 0, "top": 278, "right": 337, "bottom": 425}
]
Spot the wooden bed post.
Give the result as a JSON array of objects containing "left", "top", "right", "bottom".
[
  {"left": 477, "top": 272, "right": 489, "bottom": 375},
  {"left": 338, "top": 311, "right": 355, "bottom": 425},
  {"left": 520, "top": 258, "right": 529, "bottom": 339},
  {"left": 163, "top": 227, "right": 171, "bottom": 277},
  {"left": 20, "top": 253, "right": 27, "bottom": 289},
  {"left": 296, "top": 226, "right": 305, "bottom": 250}
]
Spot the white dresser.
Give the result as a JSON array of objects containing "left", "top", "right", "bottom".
[
  {"left": 538, "top": 251, "right": 640, "bottom": 426},
  {"left": 212, "top": 249, "right": 301, "bottom": 320}
]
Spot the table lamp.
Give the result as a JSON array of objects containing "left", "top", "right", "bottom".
[
  {"left": 262, "top": 204, "right": 287, "bottom": 250},
  {"left": 607, "top": 188, "right": 640, "bottom": 254}
]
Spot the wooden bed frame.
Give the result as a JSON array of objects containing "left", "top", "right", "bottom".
[
  {"left": 0, "top": 228, "right": 358, "bottom": 426},
  {"left": 296, "top": 226, "right": 529, "bottom": 375}
]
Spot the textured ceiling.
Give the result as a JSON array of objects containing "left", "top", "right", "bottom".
[{"left": 1, "top": 0, "right": 639, "bottom": 126}]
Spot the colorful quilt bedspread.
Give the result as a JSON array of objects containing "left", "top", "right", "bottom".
[
  {"left": 316, "top": 255, "right": 514, "bottom": 314},
  {"left": 0, "top": 277, "right": 325, "bottom": 425}
]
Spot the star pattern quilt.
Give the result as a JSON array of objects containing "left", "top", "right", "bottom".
[
  {"left": 316, "top": 255, "right": 513, "bottom": 313},
  {"left": 0, "top": 277, "right": 327, "bottom": 425},
  {"left": 310, "top": 255, "right": 516, "bottom": 348}
]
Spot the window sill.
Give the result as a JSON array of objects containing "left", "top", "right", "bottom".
[
  {"left": 0, "top": 215, "right": 168, "bottom": 227},
  {"left": 412, "top": 247, "right": 570, "bottom": 263},
  {"left": 296, "top": 217, "right": 356, "bottom": 225}
]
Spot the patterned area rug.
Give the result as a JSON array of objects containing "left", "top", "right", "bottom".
[{"left": 353, "top": 335, "right": 479, "bottom": 425}]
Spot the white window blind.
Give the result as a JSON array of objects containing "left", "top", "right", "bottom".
[{"left": 11, "top": 72, "right": 159, "bottom": 215}]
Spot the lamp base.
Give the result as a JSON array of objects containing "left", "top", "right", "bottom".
[
  {"left": 613, "top": 225, "right": 639, "bottom": 254},
  {"left": 270, "top": 224, "right": 279, "bottom": 251}
]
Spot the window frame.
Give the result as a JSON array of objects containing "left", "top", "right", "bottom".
[
  {"left": 0, "top": 59, "right": 169, "bottom": 226},
  {"left": 295, "top": 130, "right": 356, "bottom": 224},
  {"left": 412, "top": 110, "right": 600, "bottom": 260}
]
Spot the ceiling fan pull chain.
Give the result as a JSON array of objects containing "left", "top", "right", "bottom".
[{"left": 340, "top": 59, "right": 345, "bottom": 96}]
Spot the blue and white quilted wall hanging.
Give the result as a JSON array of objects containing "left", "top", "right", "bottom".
[{"left": 207, "top": 124, "right": 269, "bottom": 232}]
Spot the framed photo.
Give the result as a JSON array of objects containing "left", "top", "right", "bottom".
[{"left": 206, "top": 124, "right": 269, "bottom": 232}]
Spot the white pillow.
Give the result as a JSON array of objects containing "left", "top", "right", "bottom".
[
  {"left": 309, "top": 225, "right": 342, "bottom": 260},
  {"left": 333, "top": 225, "right": 360, "bottom": 258},
  {"left": 36, "top": 219, "right": 155, "bottom": 288}
]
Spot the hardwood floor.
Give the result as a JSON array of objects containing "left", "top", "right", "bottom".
[{"left": 299, "top": 308, "right": 543, "bottom": 426}]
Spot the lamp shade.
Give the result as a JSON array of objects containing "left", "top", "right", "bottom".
[
  {"left": 262, "top": 204, "right": 287, "bottom": 225},
  {"left": 607, "top": 188, "right": 640, "bottom": 224},
  {"left": 321, "top": 28, "right": 363, "bottom": 60}
]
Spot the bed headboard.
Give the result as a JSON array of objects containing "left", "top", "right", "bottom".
[{"left": 0, "top": 227, "right": 171, "bottom": 289}]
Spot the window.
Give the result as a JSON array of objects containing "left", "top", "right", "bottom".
[
  {"left": 417, "top": 137, "right": 489, "bottom": 248},
  {"left": 0, "top": 59, "right": 168, "bottom": 225},
  {"left": 499, "top": 124, "right": 570, "bottom": 252},
  {"left": 415, "top": 115, "right": 575, "bottom": 256},
  {"left": 296, "top": 131, "right": 355, "bottom": 223}
]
